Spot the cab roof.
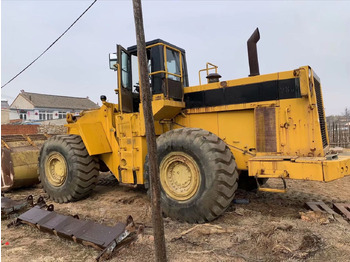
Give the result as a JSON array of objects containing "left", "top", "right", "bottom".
[{"left": 127, "top": 39, "right": 186, "bottom": 55}]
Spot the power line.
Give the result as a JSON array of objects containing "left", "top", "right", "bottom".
[{"left": 1, "top": 0, "right": 98, "bottom": 89}]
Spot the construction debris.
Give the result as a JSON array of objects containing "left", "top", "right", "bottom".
[
  {"left": 9, "top": 203, "right": 143, "bottom": 261},
  {"left": 233, "top": 199, "right": 250, "bottom": 204},
  {"left": 173, "top": 224, "right": 236, "bottom": 241},
  {"left": 297, "top": 234, "right": 324, "bottom": 259},
  {"left": 299, "top": 211, "right": 331, "bottom": 224},
  {"left": 302, "top": 201, "right": 336, "bottom": 224},
  {"left": 333, "top": 203, "right": 350, "bottom": 220},
  {"left": 305, "top": 201, "right": 337, "bottom": 215},
  {"left": 303, "top": 201, "right": 350, "bottom": 224},
  {"left": 1, "top": 195, "right": 36, "bottom": 219}
]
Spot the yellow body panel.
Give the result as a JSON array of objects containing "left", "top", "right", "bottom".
[
  {"left": 249, "top": 155, "right": 350, "bottom": 182},
  {"left": 152, "top": 98, "right": 185, "bottom": 121},
  {"left": 78, "top": 123, "right": 112, "bottom": 155},
  {"left": 174, "top": 110, "right": 255, "bottom": 170},
  {"left": 322, "top": 155, "right": 350, "bottom": 181},
  {"left": 115, "top": 113, "right": 145, "bottom": 184}
]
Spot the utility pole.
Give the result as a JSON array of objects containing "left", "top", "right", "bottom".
[{"left": 132, "top": 0, "right": 167, "bottom": 261}]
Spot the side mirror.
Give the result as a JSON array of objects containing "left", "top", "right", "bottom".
[{"left": 109, "top": 53, "right": 118, "bottom": 71}]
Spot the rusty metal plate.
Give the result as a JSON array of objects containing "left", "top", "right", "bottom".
[
  {"left": 1, "top": 195, "right": 33, "bottom": 218},
  {"left": 2, "top": 196, "right": 27, "bottom": 215},
  {"left": 255, "top": 107, "right": 277, "bottom": 152},
  {"left": 17, "top": 206, "right": 127, "bottom": 249},
  {"left": 78, "top": 222, "right": 126, "bottom": 247},
  {"left": 305, "top": 201, "right": 336, "bottom": 215},
  {"left": 2, "top": 196, "right": 26, "bottom": 209},
  {"left": 1, "top": 148, "right": 15, "bottom": 191},
  {"left": 55, "top": 217, "right": 91, "bottom": 239},
  {"left": 38, "top": 213, "right": 70, "bottom": 231},
  {"left": 18, "top": 206, "right": 51, "bottom": 224},
  {"left": 333, "top": 203, "right": 350, "bottom": 220}
]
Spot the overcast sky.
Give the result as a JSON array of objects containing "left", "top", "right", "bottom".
[{"left": 2, "top": 0, "right": 350, "bottom": 115}]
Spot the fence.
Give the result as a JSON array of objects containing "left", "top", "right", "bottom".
[{"left": 327, "top": 121, "right": 350, "bottom": 148}]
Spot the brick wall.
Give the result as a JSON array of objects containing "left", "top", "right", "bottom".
[
  {"left": 1, "top": 124, "right": 67, "bottom": 135},
  {"left": 1, "top": 124, "right": 39, "bottom": 135}
]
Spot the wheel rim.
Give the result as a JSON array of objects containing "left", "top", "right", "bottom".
[
  {"left": 45, "top": 152, "right": 68, "bottom": 187},
  {"left": 160, "top": 152, "right": 200, "bottom": 201}
]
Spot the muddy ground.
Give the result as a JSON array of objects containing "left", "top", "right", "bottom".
[{"left": 2, "top": 173, "right": 350, "bottom": 262}]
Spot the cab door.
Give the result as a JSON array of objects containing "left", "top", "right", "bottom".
[{"left": 117, "top": 45, "right": 133, "bottom": 113}]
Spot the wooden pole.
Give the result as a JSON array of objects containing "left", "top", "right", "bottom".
[{"left": 132, "top": 0, "right": 167, "bottom": 261}]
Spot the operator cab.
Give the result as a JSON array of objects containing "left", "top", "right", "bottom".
[{"left": 109, "top": 39, "right": 189, "bottom": 113}]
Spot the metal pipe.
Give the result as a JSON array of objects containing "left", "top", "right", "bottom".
[{"left": 247, "top": 28, "right": 260, "bottom": 76}]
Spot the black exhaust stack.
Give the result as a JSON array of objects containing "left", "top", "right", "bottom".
[{"left": 247, "top": 28, "right": 260, "bottom": 76}]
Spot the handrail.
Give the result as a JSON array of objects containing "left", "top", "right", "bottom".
[
  {"left": 198, "top": 62, "right": 218, "bottom": 85},
  {"left": 146, "top": 43, "right": 183, "bottom": 80},
  {"left": 149, "top": 71, "right": 181, "bottom": 78}
]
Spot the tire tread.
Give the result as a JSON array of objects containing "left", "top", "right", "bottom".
[
  {"left": 39, "top": 135, "right": 98, "bottom": 203},
  {"left": 146, "top": 127, "right": 238, "bottom": 223}
]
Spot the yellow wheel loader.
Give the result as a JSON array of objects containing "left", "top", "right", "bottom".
[{"left": 39, "top": 29, "right": 350, "bottom": 222}]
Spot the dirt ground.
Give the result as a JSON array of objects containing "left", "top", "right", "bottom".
[{"left": 2, "top": 173, "right": 350, "bottom": 262}]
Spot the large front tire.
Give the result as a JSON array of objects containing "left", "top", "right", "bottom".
[
  {"left": 39, "top": 135, "right": 99, "bottom": 203},
  {"left": 145, "top": 128, "right": 238, "bottom": 223}
]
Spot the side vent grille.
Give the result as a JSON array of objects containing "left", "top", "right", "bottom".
[{"left": 314, "top": 77, "right": 328, "bottom": 148}]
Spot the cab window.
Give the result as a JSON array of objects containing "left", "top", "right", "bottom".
[
  {"left": 121, "top": 50, "right": 131, "bottom": 89},
  {"left": 166, "top": 48, "right": 180, "bottom": 81}
]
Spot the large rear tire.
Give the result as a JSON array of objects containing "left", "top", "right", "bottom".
[
  {"left": 145, "top": 128, "right": 238, "bottom": 223},
  {"left": 39, "top": 135, "right": 98, "bottom": 203}
]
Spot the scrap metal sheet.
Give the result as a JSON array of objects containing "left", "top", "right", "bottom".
[
  {"left": 1, "top": 195, "right": 33, "bottom": 218},
  {"left": 305, "top": 201, "right": 337, "bottom": 215},
  {"left": 18, "top": 206, "right": 126, "bottom": 249},
  {"left": 333, "top": 203, "right": 350, "bottom": 220}
]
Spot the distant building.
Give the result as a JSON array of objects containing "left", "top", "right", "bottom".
[
  {"left": 9, "top": 90, "right": 99, "bottom": 122},
  {"left": 1, "top": 100, "right": 10, "bottom": 124},
  {"left": 1, "top": 100, "right": 10, "bottom": 109}
]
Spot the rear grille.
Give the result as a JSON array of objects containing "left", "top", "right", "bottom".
[{"left": 314, "top": 77, "right": 328, "bottom": 148}]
